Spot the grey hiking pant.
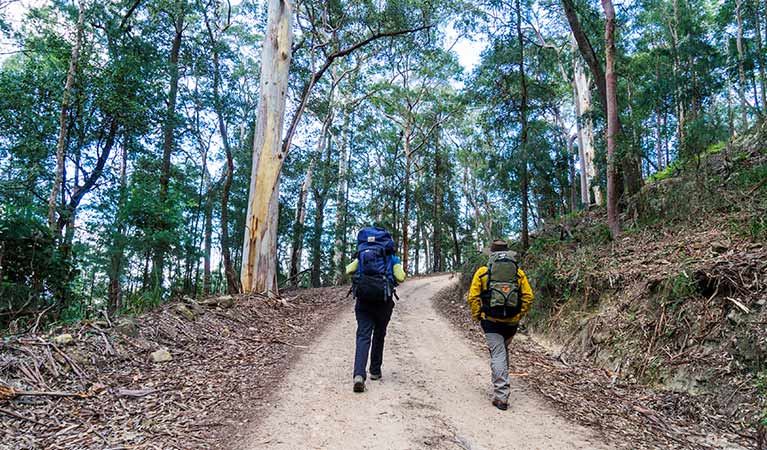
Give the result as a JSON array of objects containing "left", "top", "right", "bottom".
[
  {"left": 481, "top": 320, "right": 518, "bottom": 403},
  {"left": 485, "top": 333, "right": 512, "bottom": 402}
]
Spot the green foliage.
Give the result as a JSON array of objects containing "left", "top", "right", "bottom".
[
  {"left": 660, "top": 272, "right": 697, "bottom": 308},
  {"left": 0, "top": 206, "right": 77, "bottom": 329},
  {"left": 1, "top": 0, "right": 766, "bottom": 333}
]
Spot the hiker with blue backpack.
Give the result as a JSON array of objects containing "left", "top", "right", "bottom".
[
  {"left": 467, "top": 239, "right": 534, "bottom": 410},
  {"left": 346, "top": 226, "right": 406, "bottom": 393}
]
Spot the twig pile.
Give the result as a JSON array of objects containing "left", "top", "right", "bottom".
[{"left": 0, "top": 287, "right": 349, "bottom": 449}]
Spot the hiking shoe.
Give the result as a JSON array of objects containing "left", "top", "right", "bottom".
[
  {"left": 492, "top": 399, "right": 508, "bottom": 411},
  {"left": 369, "top": 373, "right": 382, "bottom": 380},
  {"left": 353, "top": 375, "right": 365, "bottom": 393}
]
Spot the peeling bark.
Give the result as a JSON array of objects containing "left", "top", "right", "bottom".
[{"left": 241, "top": 0, "right": 294, "bottom": 295}]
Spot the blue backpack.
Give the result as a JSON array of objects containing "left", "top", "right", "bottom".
[{"left": 352, "top": 227, "right": 397, "bottom": 303}]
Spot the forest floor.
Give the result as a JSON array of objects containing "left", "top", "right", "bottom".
[
  {"left": 0, "top": 286, "right": 348, "bottom": 449},
  {"left": 0, "top": 274, "right": 753, "bottom": 449}
]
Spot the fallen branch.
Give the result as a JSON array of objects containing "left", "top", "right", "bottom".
[
  {"left": 725, "top": 297, "right": 751, "bottom": 314},
  {"left": 0, "top": 406, "right": 52, "bottom": 427},
  {"left": 114, "top": 388, "right": 161, "bottom": 398},
  {"left": 747, "top": 177, "right": 767, "bottom": 195},
  {"left": 0, "top": 385, "right": 91, "bottom": 400}
]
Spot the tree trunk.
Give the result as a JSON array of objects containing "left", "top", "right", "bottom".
[
  {"left": 290, "top": 104, "right": 333, "bottom": 282},
  {"left": 401, "top": 121, "right": 412, "bottom": 272},
  {"left": 333, "top": 107, "right": 351, "bottom": 285},
  {"left": 108, "top": 135, "right": 129, "bottom": 315},
  {"left": 241, "top": 0, "right": 294, "bottom": 295},
  {"left": 562, "top": 0, "right": 608, "bottom": 115},
  {"left": 48, "top": 0, "right": 85, "bottom": 233},
  {"left": 755, "top": 0, "right": 767, "bottom": 116},
  {"left": 310, "top": 187, "right": 328, "bottom": 288},
  {"left": 565, "top": 0, "right": 640, "bottom": 197},
  {"left": 207, "top": 17, "right": 240, "bottom": 294},
  {"left": 736, "top": 0, "right": 749, "bottom": 129},
  {"left": 202, "top": 171, "right": 213, "bottom": 295},
  {"left": 727, "top": 39, "right": 736, "bottom": 140},
  {"left": 670, "top": 0, "right": 686, "bottom": 149},
  {"left": 450, "top": 222, "right": 461, "bottom": 269},
  {"left": 289, "top": 160, "right": 315, "bottom": 281},
  {"left": 626, "top": 81, "right": 643, "bottom": 187},
  {"left": 517, "top": 0, "right": 530, "bottom": 251},
  {"left": 572, "top": 41, "right": 601, "bottom": 205},
  {"left": 432, "top": 148, "right": 442, "bottom": 273},
  {"left": 602, "top": 0, "right": 620, "bottom": 237},
  {"left": 656, "top": 107, "right": 664, "bottom": 171},
  {"left": 414, "top": 205, "right": 421, "bottom": 275},
  {"left": 568, "top": 134, "right": 578, "bottom": 210},
  {"left": 153, "top": 6, "right": 185, "bottom": 292}
]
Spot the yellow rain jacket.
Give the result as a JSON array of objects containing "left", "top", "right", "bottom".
[{"left": 467, "top": 266, "right": 534, "bottom": 324}]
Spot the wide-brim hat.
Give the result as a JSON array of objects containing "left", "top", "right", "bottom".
[{"left": 484, "top": 239, "right": 514, "bottom": 255}]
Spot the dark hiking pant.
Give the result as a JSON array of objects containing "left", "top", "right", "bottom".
[{"left": 353, "top": 300, "right": 394, "bottom": 379}]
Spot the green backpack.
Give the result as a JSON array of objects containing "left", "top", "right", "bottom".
[{"left": 479, "top": 251, "right": 522, "bottom": 319}]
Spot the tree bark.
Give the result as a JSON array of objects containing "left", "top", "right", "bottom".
[
  {"left": 736, "top": 0, "right": 749, "bottom": 129},
  {"left": 202, "top": 169, "right": 213, "bottom": 295},
  {"left": 153, "top": 5, "right": 186, "bottom": 292},
  {"left": 626, "top": 80, "right": 642, "bottom": 185},
  {"left": 564, "top": 0, "right": 641, "bottom": 197},
  {"left": 240, "top": 0, "right": 293, "bottom": 295},
  {"left": 450, "top": 222, "right": 461, "bottom": 269},
  {"left": 571, "top": 39, "right": 601, "bottom": 206},
  {"left": 402, "top": 121, "right": 413, "bottom": 272},
  {"left": 289, "top": 160, "right": 314, "bottom": 282},
  {"left": 310, "top": 186, "right": 328, "bottom": 288},
  {"left": 568, "top": 134, "right": 578, "bottom": 210},
  {"left": 333, "top": 106, "right": 351, "bottom": 285},
  {"left": 517, "top": 0, "right": 530, "bottom": 251},
  {"left": 108, "top": 133, "right": 129, "bottom": 315},
  {"left": 561, "top": 0, "right": 608, "bottom": 115},
  {"left": 669, "top": 0, "right": 686, "bottom": 148},
  {"left": 602, "top": 0, "right": 620, "bottom": 237},
  {"left": 48, "top": 0, "right": 85, "bottom": 233},
  {"left": 755, "top": 0, "right": 767, "bottom": 116},
  {"left": 432, "top": 147, "right": 442, "bottom": 273},
  {"left": 727, "top": 39, "right": 735, "bottom": 140}
]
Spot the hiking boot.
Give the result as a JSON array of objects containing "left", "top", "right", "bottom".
[
  {"left": 369, "top": 372, "right": 382, "bottom": 380},
  {"left": 492, "top": 399, "right": 508, "bottom": 411},
  {"left": 353, "top": 375, "right": 365, "bottom": 393}
]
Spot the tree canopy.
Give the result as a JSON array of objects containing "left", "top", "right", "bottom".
[{"left": 1, "top": 0, "right": 764, "bottom": 327}]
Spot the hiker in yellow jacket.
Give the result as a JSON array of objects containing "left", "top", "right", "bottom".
[{"left": 467, "top": 239, "right": 534, "bottom": 410}]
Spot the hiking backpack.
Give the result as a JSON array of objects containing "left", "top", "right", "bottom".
[
  {"left": 351, "top": 227, "right": 396, "bottom": 304},
  {"left": 480, "top": 251, "right": 522, "bottom": 318}
]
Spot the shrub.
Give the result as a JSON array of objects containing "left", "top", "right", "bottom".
[{"left": 0, "top": 206, "right": 77, "bottom": 329}]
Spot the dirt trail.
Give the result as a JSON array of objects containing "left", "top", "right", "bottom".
[{"left": 240, "top": 274, "right": 608, "bottom": 450}]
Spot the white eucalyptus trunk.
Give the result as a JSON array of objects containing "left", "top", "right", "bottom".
[
  {"left": 241, "top": 0, "right": 293, "bottom": 295},
  {"left": 333, "top": 107, "right": 351, "bottom": 285},
  {"left": 572, "top": 42, "right": 601, "bottom": 205}
]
